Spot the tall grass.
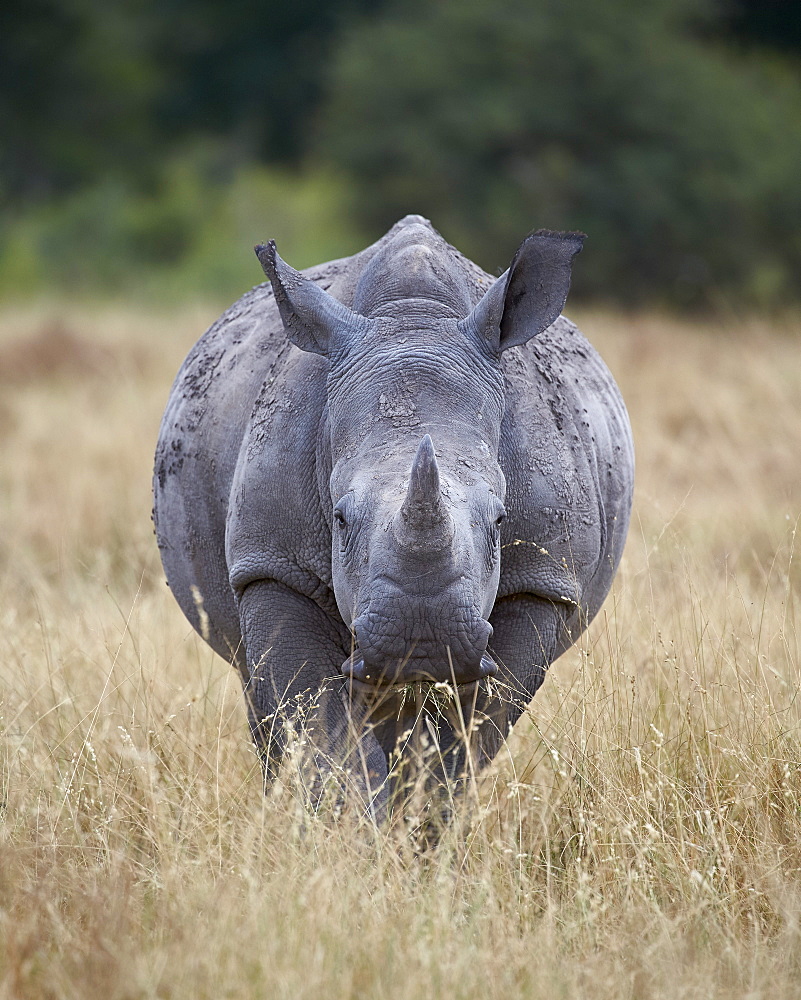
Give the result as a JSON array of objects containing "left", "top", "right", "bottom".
[{"left": 0, "top": 302, "right": 799, "bottom": 998}]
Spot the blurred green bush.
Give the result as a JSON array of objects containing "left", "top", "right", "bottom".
[
  {"left": 316, "top": 0, "right": 801, "bottom": 308},
  {"left": 0, "top": 159, "right": 365, "bottom": 303}
]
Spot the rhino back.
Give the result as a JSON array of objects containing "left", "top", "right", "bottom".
[{"left": 153, "top": 284, "right": 285, "bottom": 661}]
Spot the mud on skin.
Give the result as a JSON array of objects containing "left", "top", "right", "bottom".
[{"left": 153, "top": 215, "right": 634, "bottom": 823}]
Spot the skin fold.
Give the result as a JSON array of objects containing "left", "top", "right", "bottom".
[{"left": 153, "top": 215, "right": 634, "bottom": 821}]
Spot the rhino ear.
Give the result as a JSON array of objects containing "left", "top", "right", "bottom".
[
  {"left": 460, "top": 230, "right": 585, "bottom": 353},
  {"left": 255, "top": 241, "right": 366, "bottom": 357}
]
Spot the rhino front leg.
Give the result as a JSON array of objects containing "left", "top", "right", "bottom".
[
  {"left": 487, "top": 594, "right": 576, "bottom": 739},
  {"left": 236, "top": 580, "right": 389, "bottom": 818}
]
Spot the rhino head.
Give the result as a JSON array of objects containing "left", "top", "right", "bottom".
[{"left": 256, "top": 219, "right": 583, "bottom": 695}]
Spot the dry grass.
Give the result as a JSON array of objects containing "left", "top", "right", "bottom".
[{"left": 0, "top": 301, "right": 799, "bottom": 999}]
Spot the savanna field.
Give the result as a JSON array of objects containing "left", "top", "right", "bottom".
[{"left": 0, "top": 301, "right": 799, "bottom": 999}]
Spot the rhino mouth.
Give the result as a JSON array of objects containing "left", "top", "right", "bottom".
[{"left": 340, "top": 652, "right": 497, "bottom": 690}]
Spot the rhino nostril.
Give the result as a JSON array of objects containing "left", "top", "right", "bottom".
[
  {"left": 341, "top": 653, "right": 371, "bottom": 682},
  {"left": 478, "top": 653, "right": 498, "bottom": 678}
]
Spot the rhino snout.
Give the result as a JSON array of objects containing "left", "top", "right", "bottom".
[{"left": 344, "top": 612, "right": 495, "bottom": 687}]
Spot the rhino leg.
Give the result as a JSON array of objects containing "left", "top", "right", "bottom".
[
  {"left": 487, "top": 595, "right": 575, "bottom": 735},
  {"left": 237, "top": 580, "right": 389, "bottom": 820}
]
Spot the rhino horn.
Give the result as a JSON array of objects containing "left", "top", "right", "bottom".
[{"left": 398, "top": 435, "right": 452, "bottom": 534}]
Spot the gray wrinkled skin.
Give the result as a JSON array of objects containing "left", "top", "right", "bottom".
[{"left": 153, "top": 215, "right": 634, "bottom": 820}]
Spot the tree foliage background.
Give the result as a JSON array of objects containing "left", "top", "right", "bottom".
[{"left": 2, "top": 0, "right": 800, "bottom": 306}]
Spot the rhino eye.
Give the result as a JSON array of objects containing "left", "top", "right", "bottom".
[{"left": 334, "top": 494, "right": 355, "bottom": 528}]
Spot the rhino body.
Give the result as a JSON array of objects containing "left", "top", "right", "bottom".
[{"left": 153, "top": 215, "right": 633, "bottom": 816}]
